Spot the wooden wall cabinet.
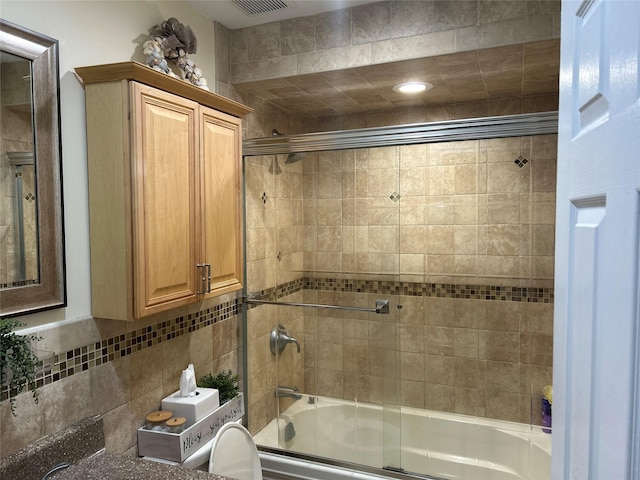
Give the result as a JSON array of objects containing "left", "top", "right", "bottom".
[{"left": 76, "top": 62, "right": 252, "bottom": 320}]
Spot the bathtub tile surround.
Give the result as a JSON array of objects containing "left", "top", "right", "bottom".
[
  {"left": 0, "top": 295, "right": 240, "bottom": 458},
  {"left": 248, "top": 276, "right": 553, "bottom": 425},
  {"left": 243, "top": 132, "right": 556, "bottom": 434}
]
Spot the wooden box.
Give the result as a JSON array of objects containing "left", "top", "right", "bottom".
[{"left": 137, "top": 393, "right": 244, "bottom": 462}]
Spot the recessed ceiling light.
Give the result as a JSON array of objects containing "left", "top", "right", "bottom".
[{"left": 392, "top": 81, "right": 433, "bottom": 94}]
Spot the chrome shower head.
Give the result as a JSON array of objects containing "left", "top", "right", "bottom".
[{"left": 271, "top": 129, "right": 307, "bottom": 163}]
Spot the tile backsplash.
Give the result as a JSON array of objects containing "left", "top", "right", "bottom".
[{"left": 0, "top": 294, "right": 240, "bottom": 459}]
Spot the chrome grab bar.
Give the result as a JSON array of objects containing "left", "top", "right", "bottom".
[{"left": 245, "top": 297, "right": 390, "bottom": 315}]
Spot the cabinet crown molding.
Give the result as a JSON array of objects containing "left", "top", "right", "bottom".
[{"left": 75, "top": 61, "right": 253, "bottom": 118}]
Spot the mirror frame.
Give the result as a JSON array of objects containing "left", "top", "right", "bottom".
[{"left": 0, "top": 19, "right": 66, "bottom": 317}]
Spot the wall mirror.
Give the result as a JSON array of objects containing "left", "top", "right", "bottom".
[{"left": 0, "top": 19, "right": 65, "bottom": 317}]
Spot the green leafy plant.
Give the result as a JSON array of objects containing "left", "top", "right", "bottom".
[
  {"left": 0, "top": 318, "right": 42, "bottom": 415},
  {"left": 197, "top": 369, "right": 239, "bottom": 404}
]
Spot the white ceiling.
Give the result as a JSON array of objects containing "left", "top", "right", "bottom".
[{"left": 187, "top": 0, "right": 376, "bottom": 29}]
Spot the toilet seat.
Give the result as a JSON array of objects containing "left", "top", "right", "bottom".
[{"left": 208, "top": 422, "right": 262, "bottom": 480}]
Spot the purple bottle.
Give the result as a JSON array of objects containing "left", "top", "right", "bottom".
[{"left": 541, "top": 385, "right": 552, "bottom": 434}]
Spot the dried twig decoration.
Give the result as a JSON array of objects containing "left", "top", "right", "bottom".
[{"left": 143, "top": 17, "right": 209, "bottom": 90}]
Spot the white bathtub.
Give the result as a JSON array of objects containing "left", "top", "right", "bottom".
[{"left": 254, "top": 395, "right": 551, "bottom": 480}]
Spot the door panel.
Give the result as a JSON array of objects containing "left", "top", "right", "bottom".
[
  {"left": 201, "top": 107, "right": 243, "bottom": 296},
  {"left": 554, "top": 1, "right": 640, "bottom": 478},
  {"left": 132, "top": 83, "right": 200, "bottom": 317}
]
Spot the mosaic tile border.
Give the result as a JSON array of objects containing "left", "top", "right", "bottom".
[
  {"left": 0, "top": 279, "right": 38, "bottom": 289},
  {"left": 250, "top": 277, "right": 554, "bottom": 304},
  {"left": 2, "top": 278, "right": 552, "bottom": 402},
  {"left": 0, "top": 300, "right": 239, "bottom": 403},
  {"left": 250, "top": 278, "right": 306, "bottom": 302}
]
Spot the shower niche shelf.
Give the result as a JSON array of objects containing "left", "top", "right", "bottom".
[{"left": 75, "top": 62, "right": 252, "bottom": 320}]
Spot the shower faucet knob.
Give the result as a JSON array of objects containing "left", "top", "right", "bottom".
[{"left": 270, "top": 324, "right": 301, "bottom": 355}]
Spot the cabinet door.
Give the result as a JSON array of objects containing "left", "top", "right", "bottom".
[
  {"left": 132, "top": 83, "right": 200, "bottom": 317},
  {"left": 200, "top": 106, "right": 243, "bottom": 297}
]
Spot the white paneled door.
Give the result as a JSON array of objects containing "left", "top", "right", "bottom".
[{"left": 554, "top": 0, "right": 640, "bottom": 478}]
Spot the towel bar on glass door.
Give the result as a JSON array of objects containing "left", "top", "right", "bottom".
[{"left": 244, "top": 297, "right": 390, "bottom": 315}]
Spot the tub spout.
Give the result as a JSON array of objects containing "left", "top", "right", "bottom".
[{"left": 277, "top": 386, "right": 302, "bottom": 400}]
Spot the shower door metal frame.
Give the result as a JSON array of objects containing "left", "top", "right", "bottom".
[{"left": 242, "top": 111, "right": 558, "bottom": 156}]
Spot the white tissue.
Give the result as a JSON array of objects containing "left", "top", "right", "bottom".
[{"left": 180, "top": 364, "right": 197, "bottom": 397}]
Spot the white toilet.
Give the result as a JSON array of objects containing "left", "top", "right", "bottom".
[{"left": 208, "top": 422, "right": 262, "bottom": 480}]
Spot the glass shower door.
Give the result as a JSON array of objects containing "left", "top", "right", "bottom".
[
  {"left": 257, "top": 145, "right": 405, "bottom": 471},
  {"left": 362, "top": 145, "right": 403, "bottom": 473},
  {"left": 245, "top": 114, "right": 557, "bottom": 480}
]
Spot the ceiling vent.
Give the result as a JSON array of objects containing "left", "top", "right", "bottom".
[{"left": 231, "top": 0, "right": 292, "bottom": 16}]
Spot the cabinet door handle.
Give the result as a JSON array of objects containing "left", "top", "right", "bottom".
[{"left": 197, "top": 263, "right": 211, "bottom": 295}]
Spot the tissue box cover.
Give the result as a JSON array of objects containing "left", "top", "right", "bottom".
[
  {"left": 138, "top": 393, "right": 244, "bottom": 462},
  {"left": 161, "top": 387, "right": 220, "bottom": 426}
]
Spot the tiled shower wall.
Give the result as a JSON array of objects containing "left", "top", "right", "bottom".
[
  {"left": 244, "top": 133, "right": 555, "bottom": 433},
  {"left": 303, "top": 134, "right": 555, "bottom": 424},
  {"left": 0, "top": 60, "right": 37, "bottom": 286},
  {"left": 303, "top": 284, "right": 553, "bottom": 424},
  {"left": 302, "top": 136, "right": 556, "bottom": 286}
]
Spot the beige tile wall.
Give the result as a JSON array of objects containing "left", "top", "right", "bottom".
[
  {"left": 229, "top": 0, "right": 560, "bottom": 82},
  {"left": 245, "top": 300, "right": 305, "bottom": 432},
  {"left": 294, "top": 135, "right": 557, "bottom": 288}
]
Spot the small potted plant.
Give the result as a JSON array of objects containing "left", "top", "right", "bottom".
[
  {"left": 0, "top": 318, "right": 41, "bottom": 415},
  {"left": 197, "top": 369, "right": 239, "bottom": 404}
]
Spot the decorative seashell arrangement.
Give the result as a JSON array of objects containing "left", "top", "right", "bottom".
[{"left": 143, "top": 17, "right": 209, "bottom": 90}]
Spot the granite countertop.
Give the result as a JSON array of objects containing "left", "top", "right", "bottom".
[
  {"left": 0, "top": 415, "right": 234, "bottom": 480},
  {"left": 48, "top": 451, "right": 231, "bottom": 480}
]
